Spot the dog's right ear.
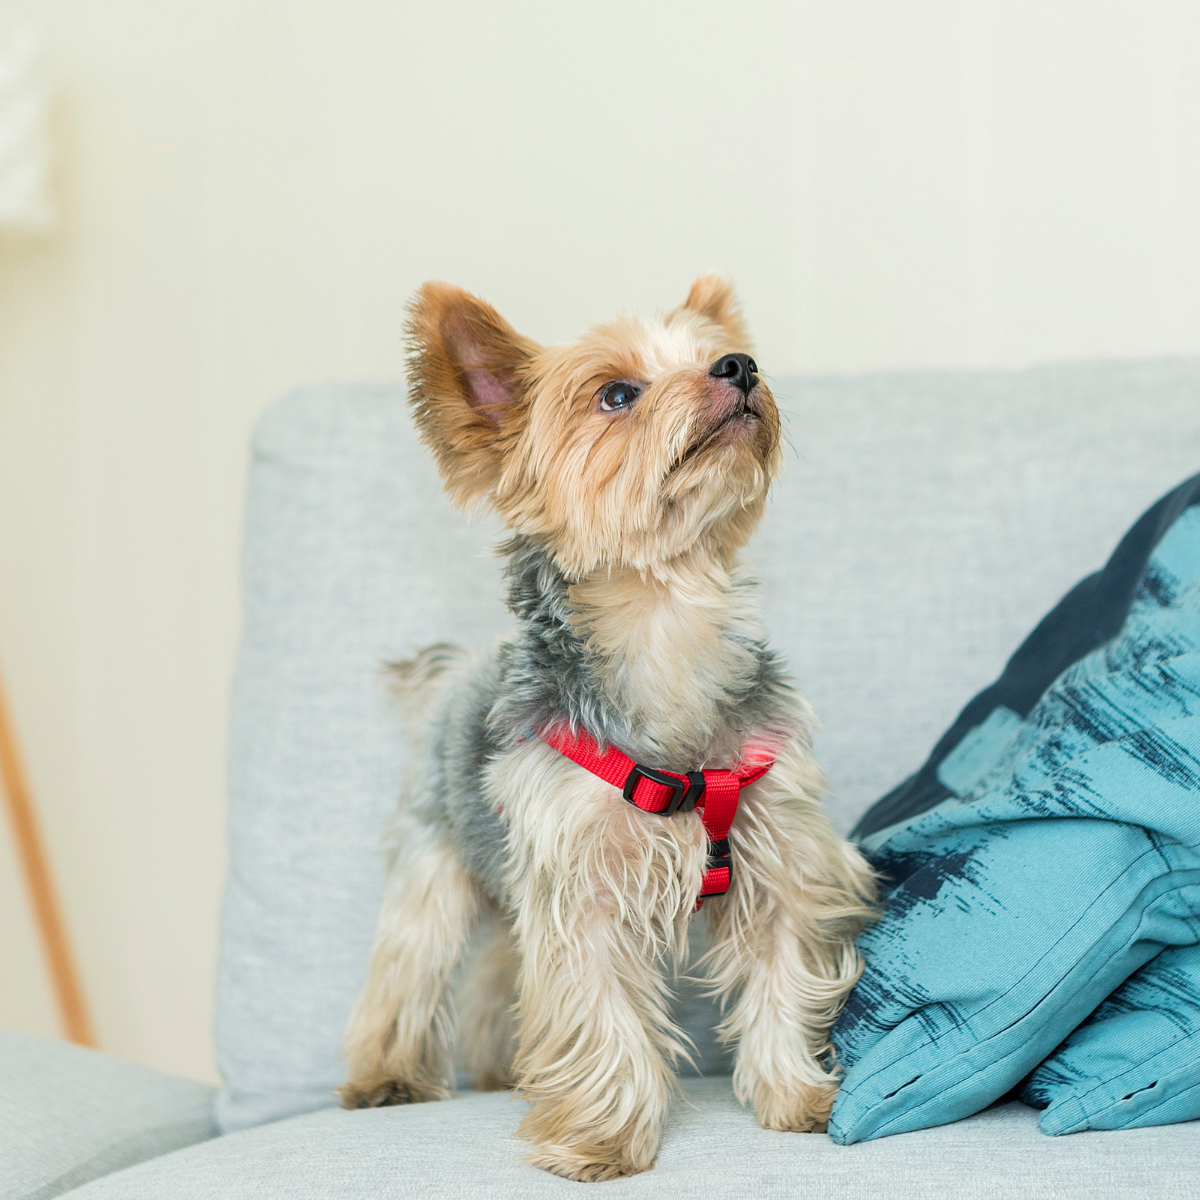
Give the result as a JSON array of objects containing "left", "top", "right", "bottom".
[{"left": 406, "top": 282, "right": 541, "bottom": 508}]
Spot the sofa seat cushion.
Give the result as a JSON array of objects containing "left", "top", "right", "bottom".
[
  {"left": 0, "top": 1031, "right": 216, "bottom": 1200},
  {"left": 216, "top": 362, "right": 1200, "bottom": 1133},
  {"left": 62, "top": 1078, "right": 1200, "bottom": 1200}
]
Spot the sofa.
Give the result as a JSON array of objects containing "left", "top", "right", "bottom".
[{"left": 4, "top": 359, "right": 1200, "bottom": 1199}]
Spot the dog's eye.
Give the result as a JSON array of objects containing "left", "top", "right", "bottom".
[{"left": 598, "top": 381, "right": 641, "bottom": 412}]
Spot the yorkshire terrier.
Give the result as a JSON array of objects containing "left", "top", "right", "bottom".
[{"left": 339, "top": 277, "right": 877, "bottom": 1180}]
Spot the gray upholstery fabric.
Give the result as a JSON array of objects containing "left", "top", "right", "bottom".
[
  {"left": 214, "top": 360, "right": 1200, "bottom": 1141},
  {"left": 215, "top": 385, "right": 507, "bottom": 1131},
  {"left": 64, "top": 1077, "right": 1200, "bottom": 1199},
  {"left": 0, "top": 1031, "right": 215, "bottom": 1200},
  {"left": 762, "top": 360, "right": 1200, "bottom": 831}
]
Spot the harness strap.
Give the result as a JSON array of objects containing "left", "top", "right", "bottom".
[{"left": 540, "top": 725, "right": 773, "bottom": 901}]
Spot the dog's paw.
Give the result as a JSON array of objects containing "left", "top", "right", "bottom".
[
  {"left": 526, "top": 1143, "right": 653, "bottom": 1182},
  {"left": 337, "top": 1075, "right": 449, "bottom": 1110},
  {"left": 754, "top": 1079, "right": 837, "bottom": 1133},
  {"left": 518, "top": 1085, "right": 663, "bottom": 1180}
]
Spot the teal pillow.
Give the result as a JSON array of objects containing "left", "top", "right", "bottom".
[
  {"left": 830, "top": 479, "right": 1200, "bottom": 1145},
  {"left": 1023, "top": 943, "right": 1200, "bottom": 1133}
]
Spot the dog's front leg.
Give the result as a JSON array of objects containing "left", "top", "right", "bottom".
[
  {"left": 497, "top": 749, "right": 691, "bottom": 1182},
  {"left": 511, "top": 880, "right": 680, "bottom": 1181},
  {"left": 702, "top": 748, "right": 876, "bottom": 1132},
  {"left": 339, "top": 824, "right": 481, "bottom": 1108}
]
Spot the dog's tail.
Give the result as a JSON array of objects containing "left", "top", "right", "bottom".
[
  {"left": 382, "top": 643, "right": 469, "bottom": 847},
  {"left": 385, "top": 642, "right": 468, "bottom": 717}
]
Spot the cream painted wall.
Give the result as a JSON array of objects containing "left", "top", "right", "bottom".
[{"left": 0, "top": 0, "right": 1198, "bottom": 1083}]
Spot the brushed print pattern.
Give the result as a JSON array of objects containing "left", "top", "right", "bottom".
[{"left": 830, "top": 495, "right": 1200, "bottom": 1144}]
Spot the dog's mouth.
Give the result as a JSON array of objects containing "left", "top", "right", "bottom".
[{"left": 670, "top": 397, "right": 763, "bottom": 473}]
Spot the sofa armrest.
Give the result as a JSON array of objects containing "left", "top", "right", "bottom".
[{"left": 0, "top": 1031, "right": 217, "bottom": 1200}]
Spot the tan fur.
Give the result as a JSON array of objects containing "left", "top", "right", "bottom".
[
  {"left": 341, "top": 644, "right": 476, "bottom": 1107},
  {"left": 676, "top": 273, "right": 753, "bottom": 347},
  {"left": 491, "top": 743, "right": 704, "bottom": 1179},
  {"left": 386, "top": 642, "right": 468, "bottom": 717},
  {"left": 405, "top": 280, "right": 778, "bottom": 577},
  {"left": 405, "top": 285, "right": 541, "bottom": 509},
  {"left": 339, "top": 825, "right": 480, "bottom": 1108},
  {"left": 701, "top": 744, "right": 875, "bottom": 1130},
  {"left": 342, "top": 278, "right": 878, "bottom": 1181},
  {"left": 568, "top": 552, "right": 769, "bottom": 765}
]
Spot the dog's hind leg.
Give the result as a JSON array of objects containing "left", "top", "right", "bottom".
[
  {"left": 700, "top": 744, "right": 876, "bottom": 1132},
  {"left": 339, "top": 824, "right": 481, "bottom": 1108},
  {"left": 457, "top": 909, "right": 519, "bottom": 1090}
]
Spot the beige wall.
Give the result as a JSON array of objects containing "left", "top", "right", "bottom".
[{"left": 0, "top": 0, "right": 1198, "bottom": 1084}]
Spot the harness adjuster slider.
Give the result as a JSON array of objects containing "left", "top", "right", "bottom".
[{"left": 622, "top": 764, "right": 706, "bottom": 815}]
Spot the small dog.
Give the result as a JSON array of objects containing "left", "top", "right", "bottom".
[{"left": 339, "top": 277, "right": 876, "bottom": 1180}]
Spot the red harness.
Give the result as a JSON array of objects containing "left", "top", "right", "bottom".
[{"left": 540, "top": 726, "right": 774, "bottom": 902}]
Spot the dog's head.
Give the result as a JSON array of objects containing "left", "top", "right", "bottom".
[{"left": 406, "top": 277, "right": 782, "bottom": 576}]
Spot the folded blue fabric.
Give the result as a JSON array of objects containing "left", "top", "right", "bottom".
[
  {"left": 1023, "top": 943, "right": 1200, "bottom": 1133},
  {"left": 829, "top": 476, "right": 1200, "bottom": 1145}
]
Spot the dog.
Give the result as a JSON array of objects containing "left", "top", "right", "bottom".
[{"left": 339, "top": 277, "right": 877, "bottom": 1181}]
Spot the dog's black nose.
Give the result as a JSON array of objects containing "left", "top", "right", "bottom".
[{"left": 709, "top": 352, "right": 759, "bottom": 396}]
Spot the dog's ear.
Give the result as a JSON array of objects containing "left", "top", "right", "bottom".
[
  {"left": 406, "top": 282, "right": 540, "bottom": 508},
  {"left": 679, "top": 274, "right": 750, "bottom": 346}
]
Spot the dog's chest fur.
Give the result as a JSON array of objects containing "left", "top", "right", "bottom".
[{"left": 416, "top": 536, "right": 804, "bottom": 902}]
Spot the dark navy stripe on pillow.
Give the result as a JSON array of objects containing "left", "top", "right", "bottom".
[{"left": 854, "top": 470, "right": 1200, "bottom": 839}]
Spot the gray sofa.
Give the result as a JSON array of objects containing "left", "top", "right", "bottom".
[{"left": 5, "top": 360, "right": 1200, "bottom": 1199}]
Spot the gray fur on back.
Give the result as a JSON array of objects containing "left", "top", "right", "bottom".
[{"left": 415, "top": 535, "right": 798, "bottom": 902}]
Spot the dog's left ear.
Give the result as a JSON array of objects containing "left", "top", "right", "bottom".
[
  {"left": 406, "top": 282, "right": 541, "bottom": 509},
  {"left": 678, "top": 274, "right": 751, "bottom": 346}
]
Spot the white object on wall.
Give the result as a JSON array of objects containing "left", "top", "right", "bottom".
[{"left": 0, "top": 24, "right": 53, "bottom": 234}]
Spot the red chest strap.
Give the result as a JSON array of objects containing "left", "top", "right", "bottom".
[{"left": 540, "top": 725, "right": 773, "bottom": 901}]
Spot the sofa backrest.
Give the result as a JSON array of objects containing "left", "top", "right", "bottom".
[{"left": 215, "top": 360, "right": 1200, "bottom": 1132}]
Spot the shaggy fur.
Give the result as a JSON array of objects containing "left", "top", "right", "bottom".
[{"left": 340, "top": 277, "right": 877, "bottom": 1181}]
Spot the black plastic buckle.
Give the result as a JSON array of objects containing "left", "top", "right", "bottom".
[
  {"left": 705, "top": 837, "right": 733, "bottom": 878},
  {"left": 623, "top": 765, "right": 706, "bottom": 815}
]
